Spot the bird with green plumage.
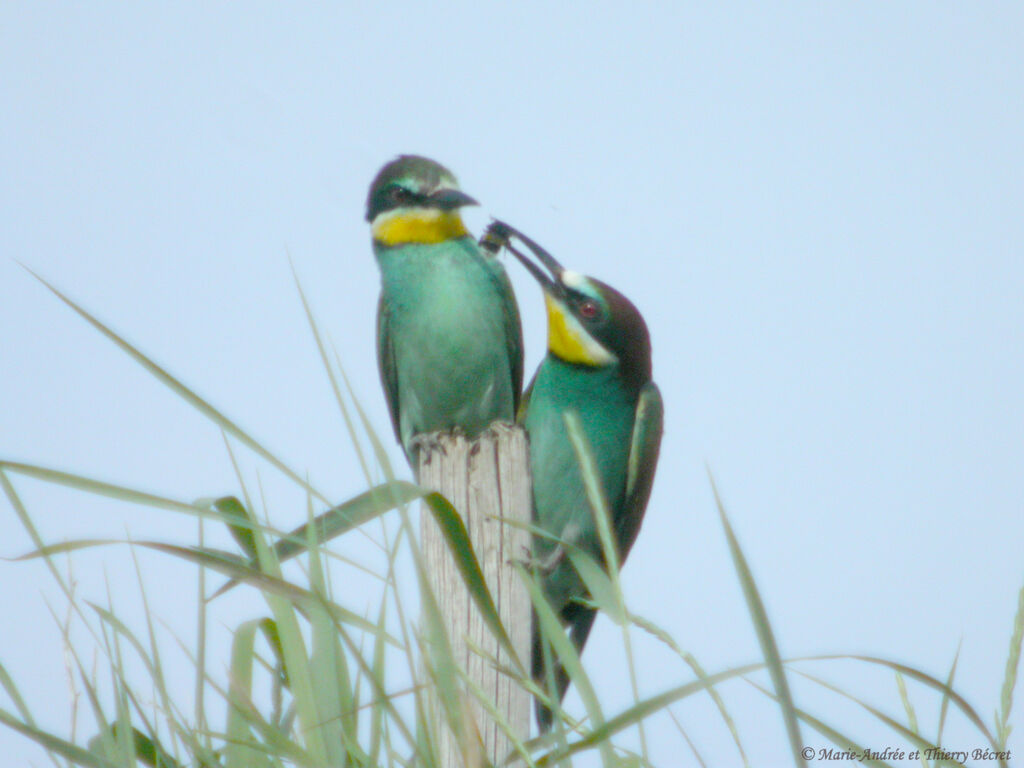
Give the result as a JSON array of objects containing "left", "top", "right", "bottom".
[
  {"left": 366, "top": 156, "right": 523, "bottom": 468},
  {"left": 483, "top": 220, "right": 664, "bottom": 732}
]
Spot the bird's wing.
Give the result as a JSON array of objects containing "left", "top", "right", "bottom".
[
  {"left": 617, "top": 382, "right": 664, "bottom": 561},
  {"left": 532, "top": 601, "right": 597, "bottom": 732},
  {"left": 496, "top": 260, "right": 525, "bottom": 415},
  {"left": 515, "top": 366, "right": 539, "bottom": 425},
  {"left": 479, "top": 226, "right": 525, "bottom": 413},
  {"left": 375, "top": 294, "right": 403, "bottom": 447}
]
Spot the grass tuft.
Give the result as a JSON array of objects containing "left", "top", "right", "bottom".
[{"left": 0, "top": 277, "right": 1018, "bottom": 767}]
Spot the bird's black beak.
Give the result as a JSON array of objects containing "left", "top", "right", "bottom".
[
  {"left": 483, "top": 219, "right": 566, "bottom": 297},
  {"left": 430, "top": 188, "right": 479, "bottom": 210}
]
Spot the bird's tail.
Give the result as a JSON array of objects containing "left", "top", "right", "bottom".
[{"left": 532, "top": 604, "right": 598, "bottom": 732}]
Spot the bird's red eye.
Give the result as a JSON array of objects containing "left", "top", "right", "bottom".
[{"left": 579, "top": 300, "right": 599, "bottom": 319}]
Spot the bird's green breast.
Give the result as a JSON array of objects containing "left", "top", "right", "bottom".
[
  {"left": 377, "top": 238, "right": 518, "bottom": 449},
  {"left": 524, "top": 357, "right": 637, "bottom": 609}
]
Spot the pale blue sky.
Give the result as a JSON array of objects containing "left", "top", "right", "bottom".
[{"left": 2, "top": 3, "right": 1022, "bottom": 766}]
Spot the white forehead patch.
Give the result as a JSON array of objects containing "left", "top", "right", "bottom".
[{"left": 561, "top": 269, "right": 585, "bottom": 289}]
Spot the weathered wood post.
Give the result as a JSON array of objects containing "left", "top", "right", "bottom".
[{"left": 419, "top": 425, "right": 532, "bottom": 767}]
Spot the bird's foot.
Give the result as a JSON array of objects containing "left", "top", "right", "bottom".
[
  {"left": 508, "top": 544, "right": 566, "bottom": 575},
  {"left": 410, "top": 428, "right": 468, "bottom": 460},
  {"left": 536, "top": 544, "right": 567, "bottom": 574},
  {"left": 483, "top": 420, "right": 518, "bottom": 440},
  {"left": 409, "top": 431, "right": 449, "bottom": 465}
]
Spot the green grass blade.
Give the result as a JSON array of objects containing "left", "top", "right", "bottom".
[
  {"left": 273, "top": 480, "right": 421, "bottom": 561},
  {"left": 415, "top": 546, "right": 473, "bottom": 765},
  {"left": 0, "top": 663, "right": 36, "bottom": 729},
  {"left": 627, "top": 613, "right": 748, "bottom": 767},
  {"left": 0, "top": 663, "right": 65, "bottom": 768},
  {"left": 456, "top": 650, "right": 533, "bottom": 768},
  {"left": 531, "top": 662, "right": 765, "bottom": 766},
  {"left": 304, "top": 492, "right": 354, "bottom": 767},
  {"left": 95, "top": 584, "right": 137, "bottom": 768},
  {"left": 936, "top": 643, "right": 960, "bottom": 758},
  {"left": 214, "top": 496, "right": 260, "bottom": 561},
  {"left": 563, "top": 413, "right": 620, "bottom": 576},
  {"left": 334, "top": 619, "right": 422, "bottom": 762},
  {"left": 333, "top": 342, "right": 398, "bottom": 482},
  {"left": 62, "top": 623, "right": 114, "bottom": 759},
  {"left": 91, "top": 570, "right": 195, "bottom": 764},
  {"left": 194, "top": 517, "right": 209, "bottom": 753},
  {"left": 746, "top": 678, "right": 896, "bottom": 768},
  {"left": 708, "top": 472, "right": 805, "bottom": 768},
  {"left": 1, "top": 460, "right": 218, "bottom": 521},
  {"left": 124, "top": 544, "right": 185, "bottom": 765},
  {"left": 369, "top": 590, "right": 389, "bottom": 766},
  {"left": 210, "top": 480, "right": 423, "bottom": 598},
  {"left": 248, "top": 499, "right": 332, "bottom": 765},
  {"left": 799, "top": 653, "right": 1002, "bottom": 758},
  {"left": 522, "top": 564, "right": 612, "bottom": 763},
  {"left": 86, "top": 602, "right": 159, "bottom": 682},
  {"left": 257, "top": 618, "right": 290, "bottom": 688},
  {"left": 125, "top": 727, "right": 181, "bottom": 768},
  {"left": 667, "top": 709, "right": 707, "bottom": 768},
  {"left": 291, "top": 260, "right": 375, "bottom": 487},
  {"left": 894, "top": 672, "right": 918, "bottom": 734},
  {"left": 894, "top": 672, "right": 927, "bottom": 768},
  {"left": 0, "top": 465, "right": 113, "bottom": 759},
  {"left": 565, "top": 412, "right": 647, "bottom": 760},
  {"left": 422, "top": 490, "right": 524, "bottom": 675},
  {"left": 139, "top": 541, "right": 400, "bottom": 643},
  {"left": 996, "top": 582, "right": 1023, "bottom": 750},
  {"left": 25, "top": 270, "right": 330, "bottom": 506},
  {"left": 225, "top": 619, "right": 275, "bottom": 768},
  {"left": 91, "top": 725, "right": 183, "bottom": 768},
  {"left": 1, "top": 467, "right": 97, "bottom": 609},
  {"left": 568, "top": 550, "right": 625, "bottom": 625},
  {"left": 168, "top": 624, "right": 304, "bottom": 765},
  {"left": 794, "top": 669, "right": 963, "bottom": 764},
  {"left": 9, "top": 539, "right": 147, "bottom": 561},
  {"left": 308, "top": 601, "right": 348, "bottom": 766},
  {"left": 0, "top": 707, "right": 119, "bottom": 768}
]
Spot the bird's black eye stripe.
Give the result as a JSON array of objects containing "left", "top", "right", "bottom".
[
  {"left": 371, "top": 185, "right": 422, "bottom": 217},
  {"left": 386, "top": 185, "right": 413, "bottom": 205}
]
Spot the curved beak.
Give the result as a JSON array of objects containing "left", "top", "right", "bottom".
[
  {"left": 483, "top": 219, "right": 566, "bottom": 297},
  {"left": 430, "top": 188, "right": 479, "bottom": 210}
]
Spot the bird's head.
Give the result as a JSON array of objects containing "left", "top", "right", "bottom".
[
  {"left": 366, "top": 155, "right": 478, "bottom": 246},
  {"left": 486, "top": 221, "right": 652, "bottom": 387}
]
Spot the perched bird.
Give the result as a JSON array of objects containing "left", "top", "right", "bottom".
[
  {"left": 484, "top": 221, "right": 663, "bottom": 731},
  {"left": 367, "top": 156, "right": 523, "bottom": 466}
]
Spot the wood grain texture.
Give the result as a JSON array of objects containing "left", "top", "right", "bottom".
[{"left": 419, "top": 425, "right": 532, "bottom": 767}]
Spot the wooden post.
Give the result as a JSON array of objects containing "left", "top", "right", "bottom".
[{"left": 419, "top": 425, "right": 532, "bottom": 767}]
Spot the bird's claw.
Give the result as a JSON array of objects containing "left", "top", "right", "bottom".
[
  {"left": 409, "top": 432, "right": 442, "bottom": 457},
  {"left": 410, "top": 427, "right": 468, "bottom": 460},
  {"left": 484, "top": 420, "right": 517, "bottom": 440},
  {"left": 506, "top": 545, "right": 535, "bottom": 570},
  {"left": 508, "top": 544, "right": 565, "bottom": 575}
]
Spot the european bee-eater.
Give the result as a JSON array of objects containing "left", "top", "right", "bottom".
[
  {"left": 367, "top": 156, "right": 523, "bottom": 466},
  {"left": 484, "top": 220, "right": 663, "bottom": 731}
]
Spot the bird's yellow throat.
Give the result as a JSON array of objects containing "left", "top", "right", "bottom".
[
  {"left": 544, "top": 294, "right": 616, "bottom": 367},
  {"left": 372, "top": 208, "right": 469, "bottom": 245}
]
